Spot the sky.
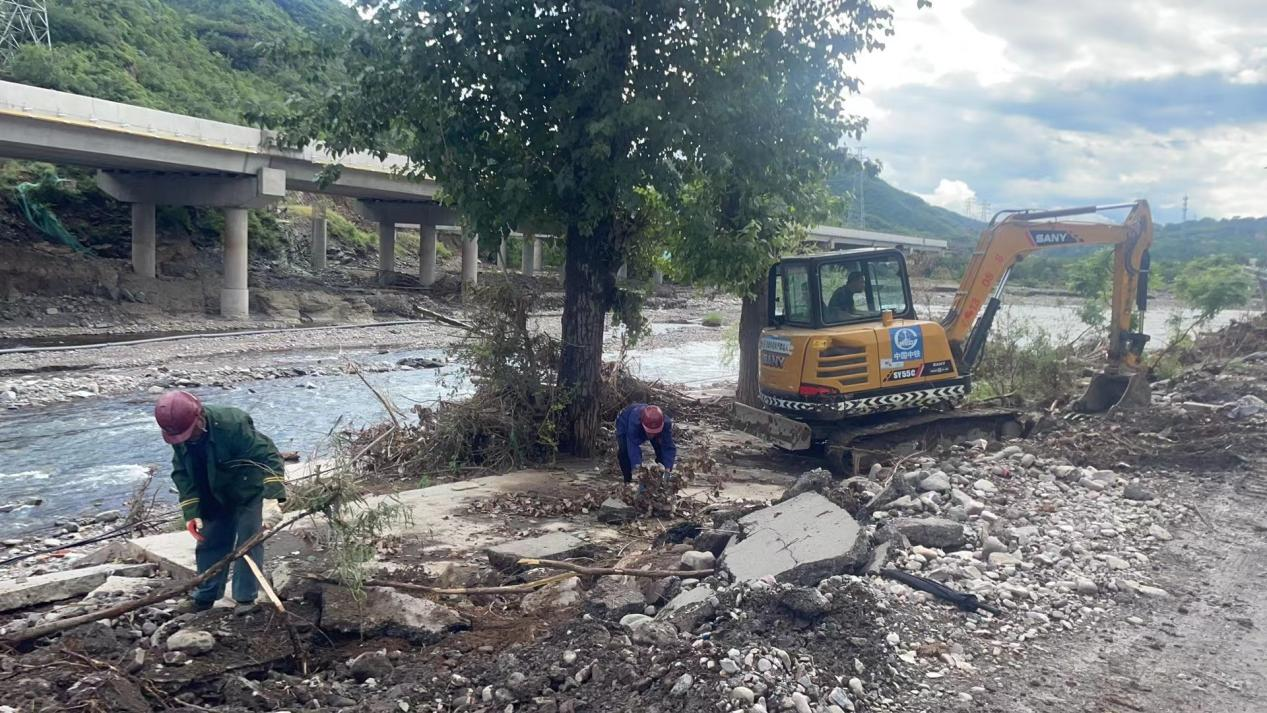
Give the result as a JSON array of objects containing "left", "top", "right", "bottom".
[{"left": 848, "top": 0, "right": 1267, "bottom": 223}]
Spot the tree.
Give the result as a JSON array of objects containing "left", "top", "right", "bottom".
[{"left": 275, "top": 0, "right": 895, "bottom": 452}]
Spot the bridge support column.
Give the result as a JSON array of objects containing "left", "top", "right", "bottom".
[
  {"left": 378, "top": 222, "right": 396, "bottom": 282},
  {"left": 419, "top": 225, "right": 437, "bottom": 287},
  {"left": 497, "top": 238, "right": 508, "bottom": 268},
  {"left": 221, "top": 208, "right": 249, "bottom": 319},
  {"left": 653, "top": 268, "right": 663, "bottom": 286},
  {"left": 461, "top": 234, "right": 479, "bottom": 287},
  {"left": 617, "top": 262, "right": 628, "bottom": 280},
  {"left": 310, "top": 206, "right": 328, "bottom": 272},
  {"left": 533, "top": 238, "right": 544, "bottom": 272},
  {"left": 130, "top": 203, "right": 156, "bottom": 278},
  {"left": 521, "top": 233, "right": 536, "bottom": 276}
]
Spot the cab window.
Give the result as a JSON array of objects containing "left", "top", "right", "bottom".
[
  {"left": 820, "top": 255, "right": 909, "bottom": 325},
  {"left": 783, "top": 264, "right": 812, "bottom": 325},
  {"left": 868, "top": 258, "right": 910, "bottom": 315}
]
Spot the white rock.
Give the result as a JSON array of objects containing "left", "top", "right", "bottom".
[
  {"left": 1148, "top": 524, "right": 1173, "bottom": 541},
  {"left": 885, "top": 632, "right": 900, "bottom": 646},
  {"left": 166, "top": 629, "right": 215, "bottom": 655},
  {"left": 1138, "top": 585, "right": 1171, "bottom": 599},
  {"left": 973, "top": 479, "right": 997, "bottom": 493},
  {"left": 1075, "top": 578, "right": 1098, "bottom": 595}
]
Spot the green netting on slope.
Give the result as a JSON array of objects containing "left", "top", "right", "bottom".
[{"left": 13, "top": 177, "right": 94, "bottom": 255}]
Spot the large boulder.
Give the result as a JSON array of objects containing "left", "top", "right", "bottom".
[
  {"left": 885, "top": 517, "right": 968, "bottom": 550},
  {"left": 320, "top": 585, "right": 468, "bottom": 643},
  {"left": 720, "top": 492, "right": 870, "bottom": 586}
]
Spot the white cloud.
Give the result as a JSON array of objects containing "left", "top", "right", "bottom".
[
  {"left": 917, "top": 179, "right": 978, "bottom": 216},
  {"left": 848, "top": 0, "right": 1267, "bottom": 221}
]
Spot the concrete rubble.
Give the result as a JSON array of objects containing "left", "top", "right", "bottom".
[
  {"left": 485, "top": 532, "right": 601, "bottom": 572},
  {"left": 318, "top": 585, "right": 470, "bottom": 643},
  {"left": 0, "top": 563, "right": 155, "bottom": 613},
  {"left": 721, "top": 492, "right": 871, "bottom": 585}
]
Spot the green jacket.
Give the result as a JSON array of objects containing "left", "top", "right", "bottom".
[{"left": 169, "top": 405, "right": 286, "bottom": 522}]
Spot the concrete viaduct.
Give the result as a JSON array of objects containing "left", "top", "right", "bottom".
[
  {"left": 0, "top": 80, "right": 945, "bottom": 318},
  {"left": 0, "top": 79, "right": 559, "bottom": 317}
]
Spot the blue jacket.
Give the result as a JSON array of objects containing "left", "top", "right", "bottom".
[{"left": 615, "top": 403, "right": 677, "bottom": 470}]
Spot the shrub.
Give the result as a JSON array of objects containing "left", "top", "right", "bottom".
[{"left": 701, "top": 312, "right": 724, "bottom": 327}]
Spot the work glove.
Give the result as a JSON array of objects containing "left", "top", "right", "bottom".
[
  {"left": 262, "top": 499, "right": 283, "bottom": 529},
  {"left": 186, "top": 517, "right": 205, "bottom": 542}
]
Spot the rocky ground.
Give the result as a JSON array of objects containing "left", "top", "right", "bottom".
[{"left": 0, "top": 333, "right": 1265, "bottom": 712}]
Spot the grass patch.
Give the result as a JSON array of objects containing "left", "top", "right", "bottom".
[{"left": 701, "top": 312, "right": 724, "bottom": 327}]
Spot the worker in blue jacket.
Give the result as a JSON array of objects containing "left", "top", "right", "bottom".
[{"left": 615, "top": 403, "right": 676, "bottom": 483}]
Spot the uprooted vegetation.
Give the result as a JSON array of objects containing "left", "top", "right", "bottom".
[{"left": 345, "top": 278, "right": 732, "bottom": 486}]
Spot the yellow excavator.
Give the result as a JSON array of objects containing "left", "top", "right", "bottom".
[{"left": 736, "top": 200, "right": 1154, "bottom": 473}]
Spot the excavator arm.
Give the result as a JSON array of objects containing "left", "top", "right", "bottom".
[{"left": 941, "top": 200, "right": 1154, "bottom": 377}]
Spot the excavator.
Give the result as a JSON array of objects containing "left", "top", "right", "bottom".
[{"left": 735, "top": 200, "right": 1154, "bottom": 473}]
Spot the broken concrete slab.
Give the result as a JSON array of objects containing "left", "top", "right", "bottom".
[
  {"left": 585, "top": 578, "right": 647, "bottom": 619},
  {"left": 0, "top": 563, "right": 155, "bottom": 613},
  {"left": 319, "top": 585, "right": 469, "bottom": 643},
  {"left": 85, "top": 575, "right": 160, "bottom": 601},
  {"left": 485, "top": 532, "right": 600, "bottom": 572},
  {"left": 885, "top": 517, "right": 968, "bottom": 550},
  {"left": 720, "top": 492, "right": 869, "bottom": 586},
  {"left": 693, "top": 519, "right": 739, "bottom": 557},
  {"left": 521, "top": 578, "right": 583, "bottom": 614},
  {"left": 596, "top": 498, "right": 637, "bottom": 524},
  {"left": 656, "top": 586, "right": 717, "bottom": 633}
]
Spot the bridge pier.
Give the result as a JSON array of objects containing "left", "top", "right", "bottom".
[
  {"left": 130, "top": 203, "right": 156, "bottom": 278},
  {"left": 419, "top": 225, "right": 437, "bottom": 287},
  {"left": 521, "top": 233, "right": 536, "bottom": 276},
  {"left": 220, "top": 208, "right": 249, "bottom": 319},
  {"left": 534, "top": 238, "right": 544, "bottom": 272},
  {"left": 377, "top": 222, "right": 397, "bottom": 283},
  {"left": 97, "top": 168, "right": 284, "bottom": 319},
  {"left": 310, "top": 206, "right": 327, "bottom": 272},
  {"left": 462, "top": 235, "right": 479, "bottom": 287},
  {"left": 653, "top": 267, "right": 664, "bottom": 286}
]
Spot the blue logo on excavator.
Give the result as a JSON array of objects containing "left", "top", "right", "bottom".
[{"left": 890, "top": 326, "right": 924, "bottom": 363}]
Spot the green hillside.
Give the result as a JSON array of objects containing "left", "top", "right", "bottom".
[
  {"left": 2, "top": 0, "right": 353, "bottom": 123},
  {"left": 1152, "top": 217, "right": 1267, "bottom": 262},
  {"left": 827, "top": 169, "right": 984, "bottom": 244}
]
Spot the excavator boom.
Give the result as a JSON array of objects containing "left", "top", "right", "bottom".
[{"left": 941, "top": 200, "right": 1153, "bottom": 380}]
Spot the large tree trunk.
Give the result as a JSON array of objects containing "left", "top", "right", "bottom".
[
  {"left": 558, "top": 221, "right": 619, "bottom": 456},
  {"left": 736, "top": 277, "right": 768, "bottom": 407}
]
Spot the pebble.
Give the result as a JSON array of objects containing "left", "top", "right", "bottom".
[
  {"left": 731, "top": 686, "right": 755, "bottom": 705},
  {"left": 885, "top": 632, "right": 900, "bottom": 646},
  {"left": 669, "top": 673, "right": 693, "bottom": 696},
  {"left": 791, "top": 692, "right": 812, "bottom": 713}
]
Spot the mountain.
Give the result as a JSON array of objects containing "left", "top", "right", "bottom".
[
  {"left": 1, "top": 0, "right": 354, "bottom": 123},
  {"left": 1151, "top": 217, "right": 1267, "bottom": 263},
  {"left": 827, "top": 169, "right": 984, "bottom": 245}
]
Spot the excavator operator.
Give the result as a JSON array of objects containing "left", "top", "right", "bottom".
[{"left": 825, "top": 270, "right": 866, "bottom": 321}]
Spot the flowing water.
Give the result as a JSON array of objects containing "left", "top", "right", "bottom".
[{"left": 0, "top": 301, "right": 1252, "bottom": 537}]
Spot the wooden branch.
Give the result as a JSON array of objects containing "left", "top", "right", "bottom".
[
  {"left": 2, "top": 511, "right": 312, "bottom": 646},
  {"left": 517, "top": 558, "right": 716, "bottom": 578},
  {"left": 306, "top": 572, "right": 578, "bottom": 596},
  {"left": 417, "top": 305, "right": 476, "bottom": 332},
  {"left": 348, "top": 362, "right": 402, "bottom": 428},
  {"left": 243, "top": 555, "right": 308, "bottom": 675}
]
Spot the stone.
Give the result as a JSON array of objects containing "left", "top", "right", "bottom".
[
  {"left": 780, "top": 469, "right": 834, "bottom": 502},
  {"left": 485, "top": 533, "right": 599, "bottom": 572},
  {"left": 349, "top": 651, "right": 394, "bottom": 683},
  {"left": 669, "top": 673, "right": 693, "bottom": 696},
  {"left": 792, "top": 691, "right": 813, "bottom": 713},
  {"left": 1075, "top": 578, "right": 1098, "bottom": 595},
  {"left": 0, "top": 563, "right": 154, "bottom": 613},
  {"left": 721, "top": 493, "right": 870, "bottom": 585},
  {"left": 1149, "top": 524, "right": 1173, "bottom": 541},
  {"left": 521, "top": 578, "right": 583, "bottom": 613},
  {"left": 778, "top": 587, "right": 833, "bottom": 618},
  {"left": 680, "top": 550, "right": 716, "bottom": 571},
  {"left": 320, "top": 585, "right": 468, "bottom": 643},
  {"left": 85, "top": 576, "right": 156, "bottom": 600},
  {"left": 621, "top": 613, "right": 678, "bottom": 645},
  {"left": 949, "top": 489, "right": 986, "bottom": 516},
  {"left": 972, "top": 478, "right": 996, "bottom": 493},
  {"left": 693, "top": 519, "right": 738, "bottom": 556},
  {"left": 887, "top": 517, "right": 967, "bottom": 550},
  {"left": 396, "top": 356, "right": 444, "bottom": 369},
  {"left": 918, "top": 472, "right": 951, "bottom": 493},
  {"left": 1225, "top": 394, "right": 1267, "bottom": 419},
  {"left": 166, "top": 630, "right": 215, "bottom": 655},
  {"left": 1122, "top": 484, "right": 1154, "bottom": 501},
  {"left": 1104, "top": 555, "right": 1130, "bottom": 571},
  {"left": 731, "top": 686, "right": 756, "bottom": 705},
  {"left": 585, "top": 579, "right": 646, "bottom": 619},
  {"left": 828, "top": 687, "right": 853, "bottom": 709},
  {"left": 93, "top": 510, "right": 123, "bottom": 524},
  {"left": 1138, "top": 585, "right": 1171, "bottom": 598},
  {"left": 867, "top": 475, "right": 915, "bottom": 510},
  {"left": 988, "top": 552, "right": 1023, "bottom": 567},
  {"left": 981, "top": 536, "right": 1008, "bottom": 558},
  {"left": 60, "top": 622, "right": 118, "bottom": 656},
  {"left": 596, "top": 498, "right": 637, "bottom": 525},
  {"left": 656, "top": 586, "right": 716, "bottom": 632},
  {"left": 162, "top": 651, "right": 189, "bottom": 666}
]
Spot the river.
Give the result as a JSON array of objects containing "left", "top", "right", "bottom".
[{"left": 0, "top": 301, "right": 1252, "bottom": 537}]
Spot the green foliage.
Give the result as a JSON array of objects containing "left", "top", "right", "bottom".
[
  {"left": 973, "top": 314, "right": 1079, "bottom": 403},
  {"left": 1173, "top": 255, "right": 1253, "bottom": 319},
  {"left": 1153, "top": 217, "right": 1267, "bottom": 262},
  {"left": 1065, "top": 250, "right": 1112, "bottom": 328},
  {"left": 701, "top": 312, "right": 724, "bottom": 328},
  {"left": 3, "top": 0, "right": 356, "bottom": 124}
]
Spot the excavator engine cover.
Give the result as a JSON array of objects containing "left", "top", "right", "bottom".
[{"left": 1075, "top": 372, "right": 1151, "bottom": 413}]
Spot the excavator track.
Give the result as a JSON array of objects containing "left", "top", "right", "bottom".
[{"left": 821, "top": 407, "right": 1027, "bottom": 476}]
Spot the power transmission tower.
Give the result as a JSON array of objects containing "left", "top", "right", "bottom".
[
  {"left": 0, "top": 0, "right": 50, "bottom": 67},
  {"left": 849, "top": 169, "right": 867, "bottom": 228}
]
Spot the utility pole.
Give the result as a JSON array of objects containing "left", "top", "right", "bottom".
[{"left": 0, "top": 0, "right": 50, "bottom": 67}]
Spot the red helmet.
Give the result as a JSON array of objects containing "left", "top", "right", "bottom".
[
  {"left": 640, "top": 405, "right": 665, "bottom": 435},
  {"left": 155, "top": 391, "right": 203, "bottom": 445}
]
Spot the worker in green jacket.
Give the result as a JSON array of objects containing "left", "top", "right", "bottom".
[{"left": 154, "top": 390, "right": 286, "bottom": 614}]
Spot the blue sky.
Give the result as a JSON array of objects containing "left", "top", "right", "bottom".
[{"left": 849, "top": 0, "right": 1267, "bottom": 223}]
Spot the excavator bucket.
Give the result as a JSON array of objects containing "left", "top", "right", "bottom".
[{"left": 1074, "top": 372, "right": 1151, "bottom": 413}]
